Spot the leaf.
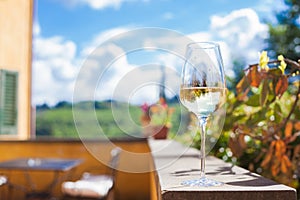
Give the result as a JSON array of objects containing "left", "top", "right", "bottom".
[
  {"left": 261, "top": 152, "right": 272, "bottom": 167},
  {"left": 262, "top": 130, "right": 269, "bottom": 140},
  {"left": 285, "top": 122, "right": 293, "bottom": 138},
  {"left": 247, "top": 65, "right": 262, "bottom": 87},
  {"left": 260, "top": 80, "right": 269, "bottom": 106},
  {"left": 287, "top": 131, "right": 300, "bottom": 146},
  {"left": 229, "top": 136, "right": 245, "bottom": 157},
  {"left": 236, "top": 76, "right": 250, "bottom": 100},
  {"left": 247, "top": 107, "right": 268, "bottom": 126},
  {"left": 268, "top": 68, "right": 283, "bottom": 76},
  {"left": 294, "top": 122, "right": 300, "bottom": 131},
  {"left": 281, "top": 155, "right": 292, "bottom": 174},
  {"left": 236, "top": 76, "right": 247, "bottom": 93},
  {"left": 271, "top": 162, "right": 280, "bottom": 176},
  {"left": 238, "top": 134, "right": 247, "bottom": 149},
  {"left": 274, "top": 103, "right": 282, "bottom": 123},
  {"left": 275, "top": 140, "right": 286, "bottom": 159},
  {"left": 237, "top": 125, "right": 251, "bottom": 134},
  {"left": 283, "top": 155, "right": 292, "bottom": 167},
  {"left": 280, "top": 158, "right": 288, "bottom": 174},
  {"left": 279, "top": 140, "right": 286, "bottom": 154},
  {"left": 275, "top": 76, "right": 288, "bottom": 97},
  {"left": 261, "top": 141, "right": 275, "bottom": 168},
  {"left": 249, "top": 163, "right": 254, "bottom": 171},
  {"left": 245, "top": 94, "right": 260, "bottom": 107},
  {"left": 293, "top": 146, "right": 300, "bottom": 160}
]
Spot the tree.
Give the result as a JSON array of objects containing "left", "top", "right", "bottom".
[
  {"left": 54, "top": 101, "right": 72, "bottom": 109},
  {"left": 267, "top": 0, "right": 300, "bottom": 60}
]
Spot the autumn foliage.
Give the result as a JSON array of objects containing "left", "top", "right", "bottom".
[{"left": 218, "top": 52, "right": 300, "bottom": 188}]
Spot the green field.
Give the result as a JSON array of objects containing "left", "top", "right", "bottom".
[{"left": 35, "top": 101, "right": 188, "bottom": 139}]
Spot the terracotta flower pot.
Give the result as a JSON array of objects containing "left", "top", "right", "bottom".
[
  {"left": 143, "top": 125, "right": 169, "bottom": 139},
  {"left": 153, "top": 126, "right": 169, "bottom": 139}
]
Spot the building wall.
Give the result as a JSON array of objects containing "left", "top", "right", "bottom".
[{"left": 0, "top": 0, "right": 33, "bottom": 139}]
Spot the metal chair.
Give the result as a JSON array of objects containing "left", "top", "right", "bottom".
[
  {"left": 0, "top": 175, "right": 7, "bottom": 187},
  {"left": 61, "top": 147, "right": 121, "bottom": 200},
  {"left": 0, "top": 175, "right": 8, "bottom": 199},
  {"left": 0, "top": 174, "right": 30, "bottom": 200}
]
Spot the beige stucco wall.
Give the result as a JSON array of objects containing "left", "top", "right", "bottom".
[{"left": 0, "top": 0, "right": 33, "bottom": 139}]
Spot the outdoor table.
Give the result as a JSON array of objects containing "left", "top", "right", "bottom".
[{"left": 0, "top": 157, "right": 82, "bottom": 199}]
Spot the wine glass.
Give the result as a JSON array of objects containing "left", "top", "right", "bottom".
[{"left": 180, "top": 42, "right": 226, "bottom": 186}]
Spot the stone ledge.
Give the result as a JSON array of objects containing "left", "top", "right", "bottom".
[{"left": 148, "top": 139, "right": 297, "bottom": 200}]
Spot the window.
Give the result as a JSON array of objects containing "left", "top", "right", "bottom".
[{"left": 0, "top": 69, "right": 18, "bottom": 135}]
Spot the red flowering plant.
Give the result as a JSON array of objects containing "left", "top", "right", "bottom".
[{"left": 140, "top": 97, "right": 174, "bottom": 138}]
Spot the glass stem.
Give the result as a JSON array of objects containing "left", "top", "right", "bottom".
[{"left": 198, "top": 115, "right": 207, "bottom": 179}]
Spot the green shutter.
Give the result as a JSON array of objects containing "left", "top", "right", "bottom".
[{"left": 0, "top": 70, "right": 18, "bottom": 135}]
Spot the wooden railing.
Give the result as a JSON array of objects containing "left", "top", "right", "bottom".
[{"left": 149, "top": 139, "right": 297, "bottom": 200}]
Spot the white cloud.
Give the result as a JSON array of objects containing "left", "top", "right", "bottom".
[
  {"left": 32, "top": 26, "right": 133, "bottom": 106},
  {"left": 209, "top": 8, "right": 268, "bottom": 74},
  {"left": 162, "top": 12, "right": 174, "bottom": 20},
  {"left": 32, "top": 29, "right": 79, "bottom": 105},
  {"left": 60, "top": 0, "right": 128, "bottom": 10},
  {"left": 32, "top": 22, "right": 41, "bottom": 36},
  {"left": 254, "top": 0, "right": 287, "bottom": 24},
  {"left": 32, "top": 8, "right": 269, "bottom": 106},
  {"left": 35, "top": 36, "right": 76, "bottom": 60},
  {"left": 75, "top": 28, "right": 185, "bottom": 105},
  {"left": 76, "top": 43, "right": 136, "bottom": 102},
  {"left": 210, "top": 8, "right": 267, "bottom": 47},
  {"left": 81, "top": 27, "right": 130, "bottom": 57},
  {"left": 157, "top": 8, "right": 268, "bottom": 78},
  {"left": 255, "top": 0, "right": 286, "bottom": 13},
  {"left": 188, "top": 32, "right": 212, "bottom": 42}
]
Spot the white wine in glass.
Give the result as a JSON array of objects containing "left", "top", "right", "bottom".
[{"left": 180, "top": 42, "right": 226, "bottom": 186}]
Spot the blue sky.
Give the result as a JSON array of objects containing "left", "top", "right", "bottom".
[
  {"left": 35, "top": 0, "right": 271, "bottom": 46},
  {"left": 32, "top": 0, "right": 282, "bottom": 105}
]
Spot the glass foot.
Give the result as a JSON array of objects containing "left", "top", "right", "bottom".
[{"left": 181, "top": 177, "right": 223, "bottom": 187}]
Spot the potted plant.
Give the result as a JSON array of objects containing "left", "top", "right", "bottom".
[{"left": 140, "top": 97, "right": 174, "bottom": 139}]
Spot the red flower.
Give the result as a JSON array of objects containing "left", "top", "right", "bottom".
[{"left": 140, "top": 103, "right": 149, "bottom": 113}]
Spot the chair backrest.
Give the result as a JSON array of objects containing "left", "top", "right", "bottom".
[
  {"left": 61, "top": 148, "right": 122, "bottom": 199},
  {"left": 0, "top": 175, "right": 7, "bottom": 186},
  {"left": 107, "top": 147, "right": 122, "bottom": 179}
]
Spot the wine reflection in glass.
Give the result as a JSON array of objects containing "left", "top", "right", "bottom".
[{"left": 180, "top": 42, "right": 226, "bottom": 186}]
